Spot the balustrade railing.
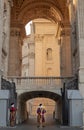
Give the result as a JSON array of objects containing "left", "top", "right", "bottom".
[{"left": 7, "top": 76, "right": 74, "bottom": 91}]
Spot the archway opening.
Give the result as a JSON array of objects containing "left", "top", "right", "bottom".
[
  {"left": 17, "top": 91, "right": 61, "bottom": 126},
  {"left": 9, "top": 0, "right": 70, "bottom": 77},
  {"left": 26, "top": 98, "right": 56, "bottom": 125},
  {"left": 22, "top": 18, "right": 61, "bottom": 77},
  {"left": 8, "top": 0, "right": 72, "bottom": 127}
]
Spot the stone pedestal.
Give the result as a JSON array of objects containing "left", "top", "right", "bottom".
[
  {"left": 0, "top": 90, "right": 10, "bottom": 127},
  {"left": 67, "top": 90, "right": 83, "bottom": 127}
]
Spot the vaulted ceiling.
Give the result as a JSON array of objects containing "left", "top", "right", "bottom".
[{"left": 11, "top": 0, "right": 69, "bottom": 27}]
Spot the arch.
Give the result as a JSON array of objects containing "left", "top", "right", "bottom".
[
  {"left": 11, "top": 0, "right": 70, "bottom": 37},
  {"left": 19, "top": 90, "right": 61, "bottom": 102},
  {"left": 17, "top": 90, "right": 62, "bottom": 124},
  {"left": 17, "top": 1, "right": 64, "bottom": 25}
]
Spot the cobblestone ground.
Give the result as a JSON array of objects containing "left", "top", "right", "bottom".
[{"left": 0, "top": 115, "right": 83, "bottom": 130}]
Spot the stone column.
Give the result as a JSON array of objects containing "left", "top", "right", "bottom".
[
  {"left": 2, "top": 0, "right": 11, "bottom": 76},
  {"left": 5, "top": 0, "right": 11, "bottom": 76},
  {"left": 0, "top": 0, "right": 4, "bottom": 88},
  {"left": 0, "top": 0, "right": 12, "bottom": 82},
  {"left": 8, "top": 27, "right": 22, "bottom": 76},
  {"left": 60, "top": 26, "right": 72, "bottom": 76},
  {"left": 35, "top": 34, "right": 44, "bottom": 76},
  {"left": 67, "top": 0, "right": 79, "bottom": 75},
  {"left": 76, "top": 0, "right": 84, "bottom": 97},
  {"left": 0, "top": 0, "right": 3, "bottom": 66}
]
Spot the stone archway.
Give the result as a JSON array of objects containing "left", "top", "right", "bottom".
[
  {"left": 17, "top": 90, "right": 62, "bottom": 124},
  {"left": 8, "top": 0, "right": 72, "bottom": 77},
  {"left": 11, "top": 0, "right": 68, "bottom": 25}
]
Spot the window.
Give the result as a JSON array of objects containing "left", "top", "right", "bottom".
[{"left": 46, "top": 48, "right": 52, "bottom": 60}]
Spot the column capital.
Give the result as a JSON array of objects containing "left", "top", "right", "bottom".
[
  {"left": 10, "top": 22, "right": 26, "bottom": 38},
  {"left": 8, "top": 0, "right": 13, "bottom": 7},
  {"left": 10, "top": 27, "right": 21, "bottom": 37}
]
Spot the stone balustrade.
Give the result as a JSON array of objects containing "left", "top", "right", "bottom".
[{"left": 7, "top": 76, "right": 74, "bottom": 91}]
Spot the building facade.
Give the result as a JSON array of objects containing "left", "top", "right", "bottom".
[
  {"left": 22, "top": 19, "right": 60, "bottom": 116},
  {"left": 0, "top": 0, "right": 84, "bottom": 126}
]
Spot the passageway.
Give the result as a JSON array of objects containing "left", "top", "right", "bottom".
[{"left": 17, "top": 91, "right": 62, "bottom": 125}]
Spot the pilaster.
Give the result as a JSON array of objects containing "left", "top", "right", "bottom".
[
  {"left": 8, "top": 27, "right": 22, "bottom": 76},
  {"left": 67, "top": 0, "right": 79, "bottom": 75},
  {"left": 76, "top": 0, "right": 84, "bottom": 97},
  {"left": 35, "top": 34, "right": 44, "bottom": 76},
  {"left": 60, "top": 26, "right": 72, "bottom": 76},
  {"left": 0, "top": 0, "right": 5, "bottom": 88},
  {"left": 2, "top": 0, "right": 11, "bottom": 76}
]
